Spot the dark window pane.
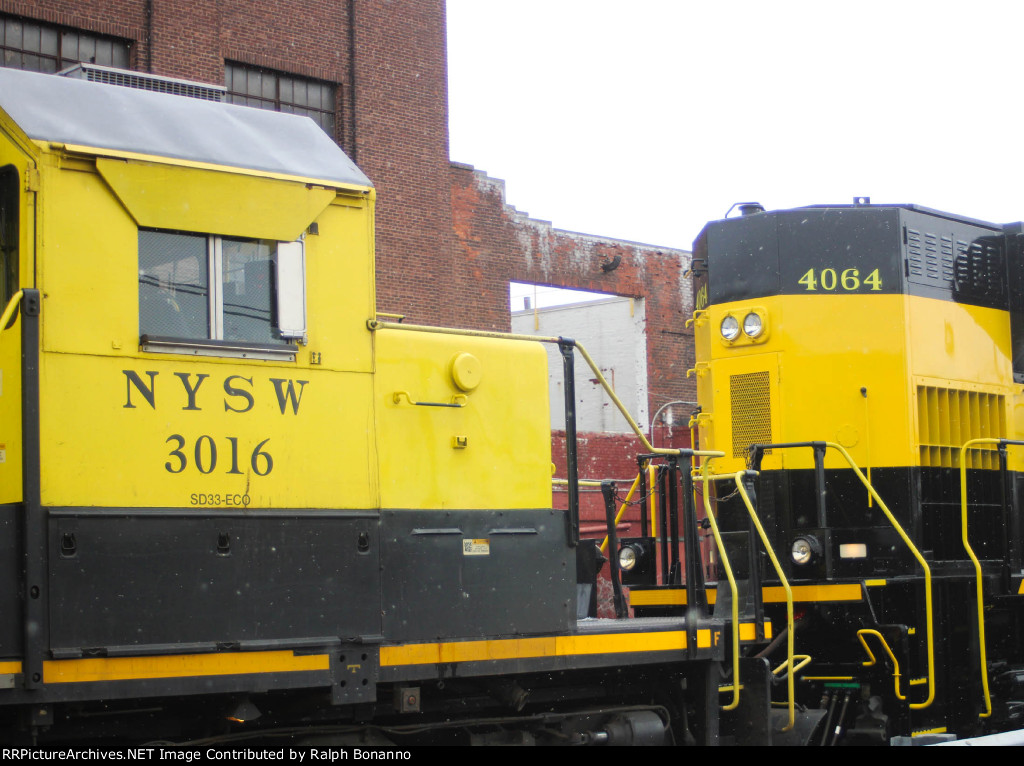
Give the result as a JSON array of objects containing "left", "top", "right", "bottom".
[
  {"left": 94, "top": 39, "right": 112, "bottom": 66},
  {"left": 247, "top": 70, "right": 262, "bottom": 97},
  {"left": 222, "top": 238, "right": 281, "bottom": 344},
  {"left": 5, "top": 20, "right": 21, "bottom": 47},
  {"left": 0, "top": 167, "right": 19, "bottom": 306},
  {"left": 22, "top": 24, "right": 39, "bottom": 53},
  {"left": 77, "top": 35, "right": 95, "bottom": 64},
  {"left": 111, "top": 43, "right": 128, "bottom": 68},
  {"left": 61, "top": 31, "right": 78, "bottom": 62},
  {"left": 139, "top": 230, "right": 209, "bottom": 339},
  {"left": 39, "top": 27, "right": 57, "bottom": 56}
]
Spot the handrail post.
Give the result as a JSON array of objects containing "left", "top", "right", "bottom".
[
  {"left": 557, "top": 339, "right": 579, "bottom": 547},
  {"left": 733, "top": 471, "right": 795, "bottom": 732},
  {"left": 658, "top": 465, "right": 670, "bottom": 584},
  {"left": 680, "top": 452, "right": 707, "bottom": 621},
  {"left": 638, "top": 457, "right": 650, "bottom": 537},
  {"left": 600, "top": 480, "right": 628, "bottom": 619},
  {"left": 667, "top": 457, "right": 681, "bottom": 584},
  {"left": 812, "top": 443, "right": 827, "bottom": 528},
  {"left": 20, "top": 289, "right": 44, "bottom": 690}
]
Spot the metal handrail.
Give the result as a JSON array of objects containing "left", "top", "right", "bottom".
[
  {"left": 699, "top": 464, "right": 744, "bottom": 711},
  {"left": 749, "top": 440, "right": 935, "bottom": 710},
  {"left": 772, "top": 654, "right": 811, "bottom": 678},
  {"left": 857, "top": 629, "right": 905, "bottom": 702},
  {"left": 0, "top": 290, "right": 23, "bottom": 331},
  {"left": 958, "top": 437, "right": 1024, "bottom": 719},
  {"left": 732, "top": 471, "right": 796, "bottom": 732}
]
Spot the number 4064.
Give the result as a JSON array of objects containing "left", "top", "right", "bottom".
[{"left": 798, "top": 268, "right": 882, "bottom": 292}]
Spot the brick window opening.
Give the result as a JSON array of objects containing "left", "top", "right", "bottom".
[
  {"left": 225, "top": 62, "right": 336, "bottom": 139},
  {"left": 0, "top": 15, "right": 129, "bottom": 73}
]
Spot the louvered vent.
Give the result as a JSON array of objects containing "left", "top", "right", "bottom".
[
  {"left": 58, "top": 64, "right": 226, "bottom": 102},
  {"left": 954, "top": 238, "right": 1005, "bottom": 304},
  {"left": 906, "top": 226, "right": 1005, "bottom": 306},
  {"left": 730, "top": 371, "right": 772, "bottom": 458},
  {"left": 917, "top": 385, "right": 1005, "bottom": 469}
]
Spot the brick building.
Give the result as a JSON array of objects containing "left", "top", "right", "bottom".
[{"left": 0, "top": 0, "right": 696, "bottom": 536}]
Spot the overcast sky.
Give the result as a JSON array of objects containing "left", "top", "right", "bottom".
[{"left": 447, "top": 1, "right": 1024, "bottom": 254}]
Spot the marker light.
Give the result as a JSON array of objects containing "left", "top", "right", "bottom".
[
  {"left": 720, "top": 315, "right": 740, "bottom": 341},
  {"left": 743, "top": 312, "right": 763, "bottom": 338},
  {"left": 839, "top": 543, "right": 868, "bottom": 559}
]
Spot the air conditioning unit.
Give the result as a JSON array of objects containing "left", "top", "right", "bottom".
[{"left": 58, "top": 63, "right": 226, "bottom": 101}]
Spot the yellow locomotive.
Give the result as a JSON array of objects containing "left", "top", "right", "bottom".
[
  {"left": 0, "top": 67, "right": 780, "bottom": 746},
  {"left": 686, "top": 200, "right": 1024, "bottom": 742}
]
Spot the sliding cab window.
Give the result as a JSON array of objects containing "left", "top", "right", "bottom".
[{"left": 138, "top": 230, "right": 306, "bottom": 360}]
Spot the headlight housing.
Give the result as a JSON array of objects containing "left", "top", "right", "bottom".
[
  {"left": 743, "top": 312, "right": 763, "bottom": 338},
  {"left": 791, "top": 535, "right": 821, "bottom": 566},
  {"left": 720, "top": 315, "right": 740, "bottom": 341},
  {"left": 618, "top": 544, "right": 640, "bottom": 571}
]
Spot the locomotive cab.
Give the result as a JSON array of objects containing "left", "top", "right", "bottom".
[{"left": 0, "top": 67, "right": 569, "bottom": 730}]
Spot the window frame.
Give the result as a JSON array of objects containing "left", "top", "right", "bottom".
[
  {"left": 224, "top": 62, "right": 337, "bottom": 140},
  {"left": 139, "top": 229, "right": 306, "bottom": 362},
  {"left": 0, "top": 14, "right": 130, "bottom": 74}
]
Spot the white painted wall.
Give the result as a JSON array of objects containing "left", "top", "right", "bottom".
[{"left": 512, "top": 297, "right": 648, "bottom": 434}]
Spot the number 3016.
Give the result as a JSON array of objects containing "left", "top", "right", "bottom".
[{"left": 798, "top": 268, "right": 882, "bottom": 292}]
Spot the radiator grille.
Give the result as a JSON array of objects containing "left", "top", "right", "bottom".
[
  {"left": 917, "top": 385, "right": 1005, "bottom": 469},
  {"left": 730, "top": 371, "right": 772, "bottom": 458}
]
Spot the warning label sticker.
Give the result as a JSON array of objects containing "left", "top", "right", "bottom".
[{"left": 462, "top": 538, "right": 490, "bottom": 556}]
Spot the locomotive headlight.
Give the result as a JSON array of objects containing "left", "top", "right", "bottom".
[
  {"left": 618, "top": 544, "right": 641, "bottom": 572},
  {"left": 720, "top": 315, "right": 740, "bottom": 341},
  {"left": 743, "top": 312, "right": 763, "bottom": 338},
  {"left": 791, "top": 535, "right": 821, "bottom": 566}
]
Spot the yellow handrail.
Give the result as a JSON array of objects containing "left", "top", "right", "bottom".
[
  {"left": 0, "top": 290, "right": 23, "bottom": 331},
  {"left": 772, "top": 654, "right": 811, "bottom": 678},
  {"left": 648, "top": 462, "right": 658, "bottom": 538},
  {"left": 823, "top": 442, "right": 935, "bottom": 710},
  {"left": 956, "top": 437, "right": 1024, "bottom": 719},
  {"left": 733, "top": 472, "right": 796, "bottom": 732},
  {"left": 700, "top": 464, "right": 743, "bottom": 711},
  {"left": 857, "top": 629, "right": 905, "bottom": 701}
]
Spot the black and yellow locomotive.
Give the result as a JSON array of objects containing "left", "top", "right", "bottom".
[{"left": 681, "top": 200, "right": 1024, "bottom": 741}]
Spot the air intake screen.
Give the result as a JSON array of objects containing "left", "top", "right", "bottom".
[
  {"left": 917, "top": 385, "right": 1005, "bottom": 469},
  {"left": 730, "top": 371, "right": 772, "bottom": 458}
]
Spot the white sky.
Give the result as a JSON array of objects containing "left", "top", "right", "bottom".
[{"left": 447, "top": 1, "right": 1024, "bottom": 253}]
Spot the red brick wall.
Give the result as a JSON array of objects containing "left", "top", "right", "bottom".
[
  {"left": 353, "top": 1, "right": 454, "bottom": 327},
  {"left": 450, "top": 161, "right": 697, "bottom": 421}
]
